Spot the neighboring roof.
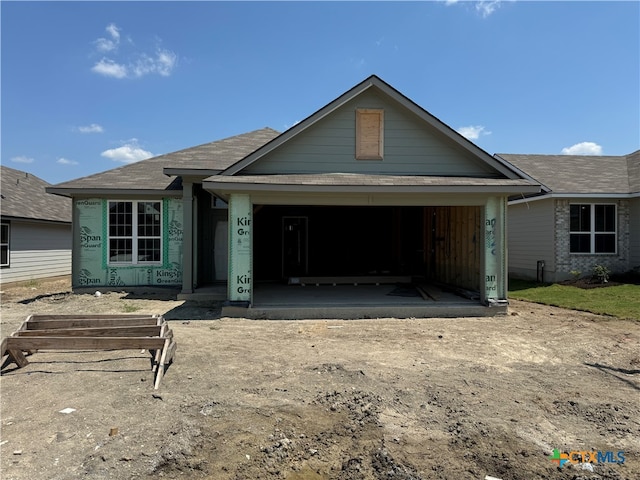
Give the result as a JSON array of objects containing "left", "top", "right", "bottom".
[
  {"left": 627, "top": 150, "right": 640, "bottom": 193},
  {"left": 48, "top": 128, "right": 280, "bottom": 196},
  {"left": 497, "top": 152, "right": 640, "bottom": 196},
  {"left": 1, "top": 165, "right": 71, "bottom": 223},
  {"left": 222, "top": 75, "right": 524, "bottom": 180},
  {"left": 205, "top": 173, "right": 541, "bottom": 195}
]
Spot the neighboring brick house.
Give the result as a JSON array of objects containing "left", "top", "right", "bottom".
[
  {"left": 0, "top": 166, "right": 72, "bottom": 283},
  {"left": 498, "top": 151, "right": 640, "bottom": 282}
]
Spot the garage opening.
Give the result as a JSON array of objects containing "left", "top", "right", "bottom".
[{"left": 253, "top": 205, "right": 481, "bottom": 293}]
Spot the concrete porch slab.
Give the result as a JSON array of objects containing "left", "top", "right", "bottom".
[
  {"left": 221, "top": 283, "right": 507, "bottom": 319},
  {"left": 223, "top": 303, "right": 506, "bottom": 320},
  {"left": 177, "top": 285, "right": 226, "bottom": 302}
]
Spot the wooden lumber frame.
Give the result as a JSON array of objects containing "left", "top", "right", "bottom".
[
  {"left": 0, "top": 314, "right": 175, "bottom": 389},
  {"left": 289, "top": 275, "right": 412, "bottom": 286}
]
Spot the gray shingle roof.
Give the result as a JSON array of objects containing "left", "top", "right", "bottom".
[
  {"left": 628, "top": 150, "right": 640, "bottom": 192},
  {"left": 497, "top": 152, "right": 639, "bottom": 194},
  {"left": 51, "top": 128, "right": 280, "bottom": 192},
  {"left": 1, "top": 166, "right": 72, "bottom": 223}
]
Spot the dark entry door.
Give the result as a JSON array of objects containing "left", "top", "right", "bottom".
[{"left": 282, "top": 216, "right": 308, "bottom": 278}]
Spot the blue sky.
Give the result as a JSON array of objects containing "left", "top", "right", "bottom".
[{"left": 2, "top": 1, "right": 639, "bottom": 184}]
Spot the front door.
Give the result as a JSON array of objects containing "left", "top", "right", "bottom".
[{"left": 282, "top": 216, "right": 308, "bottom": 278}]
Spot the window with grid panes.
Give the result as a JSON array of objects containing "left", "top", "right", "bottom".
[
  {"left": 569, "top": 204, "right": 616, "bottom": 254},
  {"left": 108, "top": 201, "right": 161, "bottom": 264},
  {"left": 1, "top": 223, "right": 9, "bottom": 267}
]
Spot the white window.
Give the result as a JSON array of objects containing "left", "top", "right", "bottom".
[
  {"left": 569, "top": 204, "right": 616, "bottom": 254},
  {"left": 355, "top": 108, "right": 384, "bottom": 160},
  {"left": 1, "top": 223, "right": 9, "bottom": 267},
  {"left": 108, "top": 201, "right": 162, "bottom": 264}
]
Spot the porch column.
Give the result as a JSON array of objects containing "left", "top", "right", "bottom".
[
  {"left": 484, "top": 196, "right": 507, "bottom": 305},
  {"left": 228, "top": 194, "right": 252, "bottom": 304},
  {"left": 181, "top": 181, "right": 194, "bottom": 294}
]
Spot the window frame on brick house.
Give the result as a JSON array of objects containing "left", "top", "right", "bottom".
[{"left": 569, "top": 203, "right": 617, "bottom": 254}]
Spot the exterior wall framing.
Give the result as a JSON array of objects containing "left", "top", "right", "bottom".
[{"left": 72, "top": 197, "right": 184, "bottom": 289}]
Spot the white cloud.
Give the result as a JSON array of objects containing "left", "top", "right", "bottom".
[
  {"left": 561, "top": 141, "right": 603, "bottom": 156},
  {"left": 57, "top": 157, "right": 78, "bottom": 165},
  {"left": 91, "top": 24, "right": 177, "bottom": 79},
  {"left": 476, "top": 1, "right": 501, "bottom": 18},
  {"left": 92, "top": 58, "right": 127, "bottom": 79},
  {"left": 101, "top": 139, "right": 153, "bottom": 164},
  {"left": 131, "top": 49, "right": 177, "bottom": 77},
  {"left": 11, "top": 155, "right": 34, "bottom": 164},
  {"left": 351, "top": 58, "right": 366, "bottom": 69},
  {"left": 444, "top": 0, "right": 503, "bottom": 18},
  {"left": 77, "top": 123, "right": 104, "bottom": 134},
  {"left": 106, "top": 24, "right": 120, "bottom": 42},
  {"left": 95, "top": 23, "right": 120, "bottom": 53},
  {"left": 457, "top": 125, "right": 492, "bottom": 140}
]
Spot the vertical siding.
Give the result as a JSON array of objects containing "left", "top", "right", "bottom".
[
  {"left": 507, "top": 199, "right": 555, "bottom": 280},
  {"left": 0, "top": 220, "right": 71, "bottom": 283},
  {"left": 245, "top": 89, "right": 500, "bottom": 177},
  {"left": 425, "top": 206, "right": 481, "bottom": 291}
]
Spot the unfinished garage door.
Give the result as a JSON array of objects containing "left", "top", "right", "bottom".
[{"left": 253, "top": 205, "right": 481, "bottom": 292}]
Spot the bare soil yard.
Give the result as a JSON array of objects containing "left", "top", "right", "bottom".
[{"left": 1, "top": 277, "right": 638, "bottom": 480}]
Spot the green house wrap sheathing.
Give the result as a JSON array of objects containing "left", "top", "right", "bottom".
[{"left": 74, "top": 198, "right": 183, "bottom": 288}]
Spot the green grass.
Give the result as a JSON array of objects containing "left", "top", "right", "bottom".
[
  {"left": 508, "top": 279, "right": 640, "bottom": 320},
  {"left": 122, "top": 303, "right": 141, "bottom": 313}
]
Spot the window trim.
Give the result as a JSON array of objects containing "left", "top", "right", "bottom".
[
  {"left": 1, "top": 222, "right": 10, "bottom": 268},
  {"left": 569, "top": 203, "right": 617, "bottom": 254},
  {"left": 107, "top": 200, "right": 163, "bottom": 265},
  {"left": 355, "top": 108, "right": 384, "bottom": 160}
]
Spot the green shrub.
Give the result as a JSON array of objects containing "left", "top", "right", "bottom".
[{"left": 593, "top": 264, "right": 610, "bottom": 284}]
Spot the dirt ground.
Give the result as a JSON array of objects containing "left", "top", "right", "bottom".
[{"left": 0, "top": 277, "right": 638, "bottom": 480}]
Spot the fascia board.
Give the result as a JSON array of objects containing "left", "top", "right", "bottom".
[
  {"left": 203, "top": 181, "right": 541, "bottom": 195},
  {"left": 163, "top": 168, "right": 221, "bottom": 178},
  {"left": 0, "top": 215, "right": 72, "bottom": 226},
  {"left": 45, "top": 188, "right": 182, "bottom": 198},
  {"left": 508, "top": 192, "right": 634, "bottom": 205}
]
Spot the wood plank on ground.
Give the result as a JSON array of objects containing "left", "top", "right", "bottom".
[
  {"left": 25, "top": 317, "right": 160, "bottom": 330},
  {"left": 418, "top": 283, "right": 441, "bottom": 301},
  {"left": 4, "top": 336, "right": 167, "bottom": 351},
  {"left": 2, "top": 314, "right": 174, "bottom": 389},
  {"left": 14, "top": 325, "right": 163, "bottom": 338},
  {"left": 25, "top": 314, "right": 158, "bottom": 321},
  {"left": 290, "top": 276, "right": 412, "bottom": 286}
]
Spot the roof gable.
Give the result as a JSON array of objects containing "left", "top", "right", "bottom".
[
  {"left": 1, "top": 166, "right": 71, "bottom": 223},
  {"left": 222, "top": 75, "right": 523, "bottom": 180}
]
